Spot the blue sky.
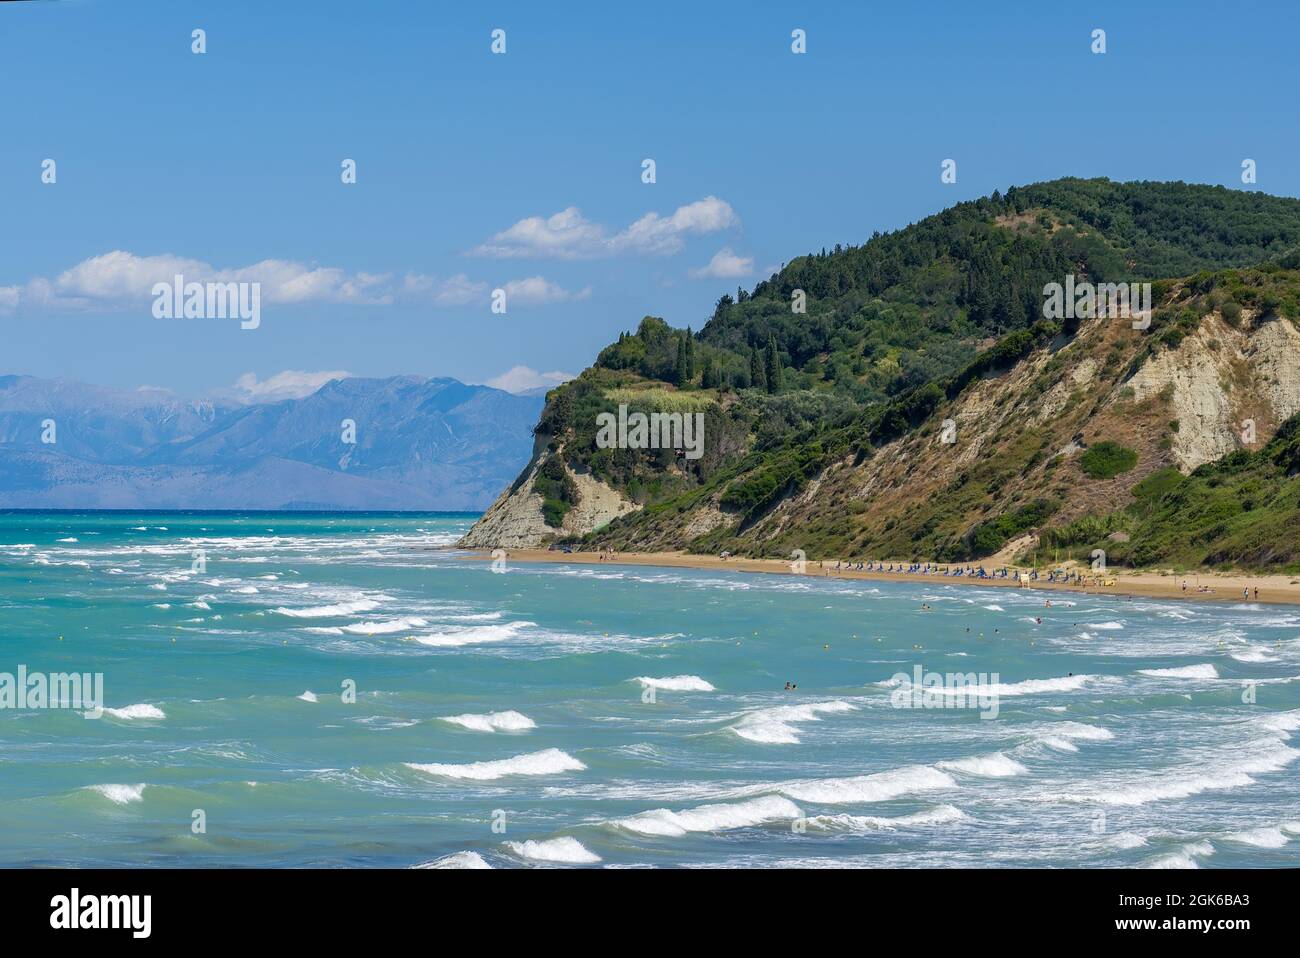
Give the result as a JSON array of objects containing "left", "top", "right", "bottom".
[{"left": 2, "top": 0, "right": 1297, "bottom": 399}]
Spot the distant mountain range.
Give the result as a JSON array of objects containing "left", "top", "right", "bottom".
[{"left": 0, "top": 374, "right": 544, "bottom": 510}]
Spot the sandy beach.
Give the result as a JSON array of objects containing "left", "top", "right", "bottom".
[{"left": 458, "top": 548, "right": 1300, "bottom": 607}]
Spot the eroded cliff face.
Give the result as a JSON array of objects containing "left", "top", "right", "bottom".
[
  {"left": 461, "top": 312, "right": 1300, "bottom": 555},
  {"left": 457, "top": 433, "right": 637, "bottom": 549},
  {"left": 729, "top": 313, "right": 1300, "bottom": 558},
  {"left": 1129, "top": 313, "right": 1300, "bottom": 470}
]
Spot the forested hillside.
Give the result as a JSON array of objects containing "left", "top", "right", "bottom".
[{"left": 462, "top": 179, "right": 1300, "bottom": 572}]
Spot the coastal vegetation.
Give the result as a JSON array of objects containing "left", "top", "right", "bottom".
[{"left": 491, "top": 178, "right": 1300, "bottom": 572}]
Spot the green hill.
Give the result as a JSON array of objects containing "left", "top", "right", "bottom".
[{"left": 463, "top": 178, "right": 1300, "bottom": 572}]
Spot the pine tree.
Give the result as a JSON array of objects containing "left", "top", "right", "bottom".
[
  {"left": 675, "top": 335, "right": 689, "bottom": 386},
  {"left": 684, "top": 327, "right": 696, "bottom": 382},
  {"left": 749, "top": 345, "right": 765, "bottom": 391}
]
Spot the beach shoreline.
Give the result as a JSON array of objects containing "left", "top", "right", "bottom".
[{"left": 454, "top": 548, "right": 1300, "bottom": 607}]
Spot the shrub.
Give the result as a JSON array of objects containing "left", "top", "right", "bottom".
[
  {"left": 1079, "top": 441, "right": 1138, "bottom": 479},
  {"left": 533, "top": 457, "right": 580, "bottom": 527}
]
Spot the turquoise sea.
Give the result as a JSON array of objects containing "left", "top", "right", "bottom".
[{"left": 1, "top": 511, "right": 1297, "bottom": 868}]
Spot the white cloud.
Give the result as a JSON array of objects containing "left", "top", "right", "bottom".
[
  {"left": 0, "top": 250, "right": 393, "bottom": 312},
  {"left": 612, "top": 197, "right": 739, "bottom": 256},
  {"left": 402, "top": 272, "right": 488, "bottom": 307},
  {"left": 0, "top": 251, "right": 580, "bottom": 314},
  {"left": 483, "top": 366, "right": 575, "bottom": 394},
  {"left": 689, "top": 247, "right": 754, "bottom": 279},
  {"left": 79, "top": 251, "right": 392, "bottom": 305},
  {"left": 228, "top": 369, "right": 351, "bottom": 403},
  {"left": 471, "top": 207, "right": 606, "bottom": 260},
  {"left": 471, "top": 196, "right": 739, "bottom": 259},
  {"left": 503, "top": 276, "right": 591, "bottom": 305}
]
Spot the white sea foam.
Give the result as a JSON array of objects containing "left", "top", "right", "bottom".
[
  {"left": 1144, "top": 841, "right": 1215, "bottom": 869},
  {"left": 764, "top": 764, "right": 956, "bottom": 804},
  {"left": 342, "top": 616, "right": 428, "bottom": 635},
  {"left": 1031, "top": 721, "right": 1115, "bottom": 752},
  {"left": 1090, "top": 621, "right": 1125, "bottom": 630},
  {"left": 297, "top": 691, "right": 318, "bottom": 702},
  {"left": 983, "top": 604, "right": 1004, "bottom": 611},
  {"left": 414, "top": 621, "right": 533, "bottom": 647},
  {"left": 413, "top": 851, "right": 492, "bottom": 869},
  {"left": 87, "top": 783, "right": 146, "bottom": 805},
  {"left": 504, "top": 837, "right": 600, "bottom": 864},
  {"left": 806, "top": 804, "right": 968, "bottom": 832},
  {"left": 633, "top": 675, "right": 715, "bottom": 692},
  {"left": 440, "top": 710, "right": 536, "bottom": 733},
  {"left": 1223, "top": 825, "right": 1290, "bottom": 848},
  {"left": 1137, "top": 664, "right": 1219, "bottom": 680},
  {"left": 101, "top": 704, "right": 165, "bottom": 720},
  {"left": 937, "top": 752, "right": 1028, "bottom": 777},
  {"left": 1105, "top": 832, "right": 1149, "bottom": 850},
  {"left": 730, "top": 700, "right": 855, "bottom": 744},
  {"left": 1258, "top": 711, "right": 1300, "bottom": 733},
  {"left": 611, "top": 796, "right": 801, "bottom": 837},
  {"left": 1055, "top": 714, "right": 1297, "bottom": 807},
  {"left": 892, "top": 674, "right": 1102, "bottom": 698},
  {"left": 406, "top": 748, "right": 585, "bottom": 781},
  {"left": 274, "top": 598, "right": 380, "bottom": 618}
]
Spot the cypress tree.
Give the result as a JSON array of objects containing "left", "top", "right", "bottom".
[{"left": 765, "top": 333, "right": 781, "bottom": 394}]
